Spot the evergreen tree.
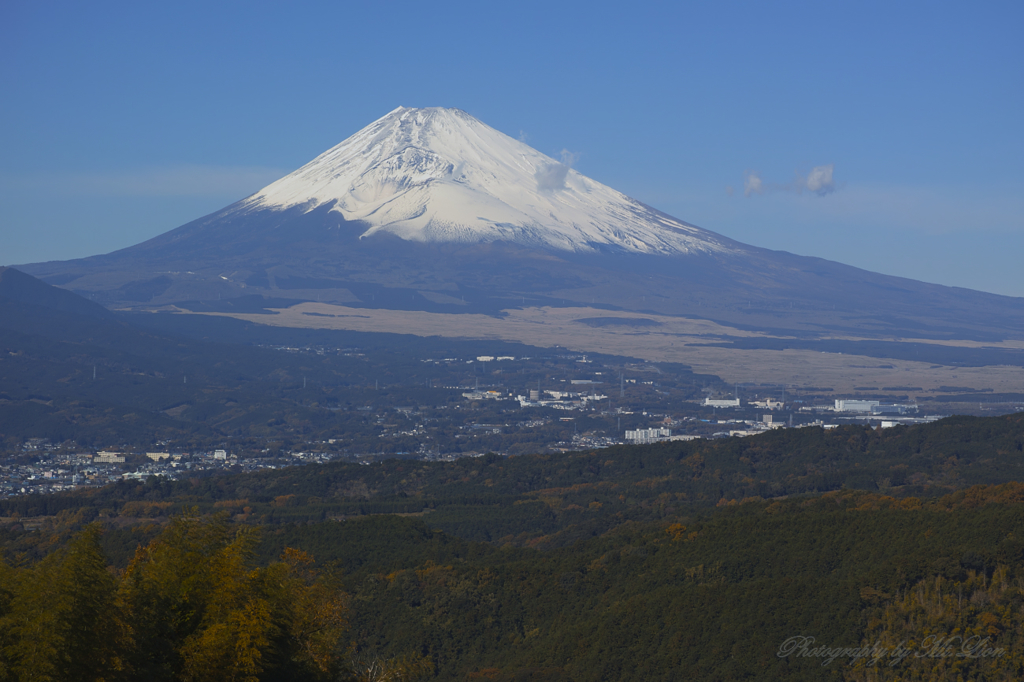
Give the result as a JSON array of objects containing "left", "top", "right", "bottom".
[{"left": 0, "top": 525, "right": 127, "bottom": 681}]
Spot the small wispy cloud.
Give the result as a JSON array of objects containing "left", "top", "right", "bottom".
[
  {"left": 804, "top": 164, "right": 836, "bottom": 196},
  {"left": 742, "top": 164, "right": 838, "bottom": 197},
  {"left": 743, "top": 172, "right": 765, "bottom": 197},
  {"left": 536, "top": 149, "right": 579, "bottom": 192}
]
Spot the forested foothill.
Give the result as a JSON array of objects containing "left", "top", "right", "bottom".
[
  {"left": 2, "top": 266, "right": 748, "bottom": 457},
  {"left": 1, "top": 413, "right": 1023, "bottom": 679}
]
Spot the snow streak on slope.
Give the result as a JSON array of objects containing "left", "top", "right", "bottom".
[{"left": 243, "top": 107, "right": 730, "bottom": 256}]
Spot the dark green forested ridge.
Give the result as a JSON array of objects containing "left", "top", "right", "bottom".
[
  {"left": 330, "top": 487, "right": 1024, "bottom": 681},
  {"left": 3, "top": 486, "right": 1024, "bottom": 680},
  {"left": 0, "top": 413, "right": 1022, "bottom": 680}
]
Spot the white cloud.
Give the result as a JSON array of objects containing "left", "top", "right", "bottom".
[
  {"left": 743, "top": 171, "right": 765, "bottom": 197},
  {"left": 535, "top": 149, "right": 580, "bottom": 192},
  {"left": 742, "top": 164, "right": 838, "bottom": 197},
  {"left": 804, "top": 164, "right": 836, "bottom": 196}
]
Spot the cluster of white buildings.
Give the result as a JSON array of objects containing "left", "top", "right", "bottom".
[
  {"left": 750, "top": 397, "right": 784, "bottom": 410},
  {"left": 459, "top": 387, "right": 609, "bottom": 411},
  {"left": 833, "top": 400, "right": 918, "bottom": 415},
  {"left": 518, "top": 389, "right": 608, "bottom": 410},
  {"left": 703, "top": 397, "right": 741, "bottom": 408},
  {"left": 625, "top": 427, "right": 671, "bottom": 444},
  {"left": 461, "top": 390, "right": 505, "bottom": 401},
  {"left": 624, "top": 427, "right": 700, "bottom": 444}
]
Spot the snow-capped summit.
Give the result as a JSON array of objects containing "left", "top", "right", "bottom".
[{"left": 241, "top": 107, "right": 729, "bottom": 256}]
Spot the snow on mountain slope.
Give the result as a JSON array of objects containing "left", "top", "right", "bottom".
[{"left": 242, "top": 107, "right": 731, "bottom": 256}]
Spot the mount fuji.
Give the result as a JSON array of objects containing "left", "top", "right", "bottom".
[{"left": 17, "top": 107, "right": 1024, "bottom": 342}]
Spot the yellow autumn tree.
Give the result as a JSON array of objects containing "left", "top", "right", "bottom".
[
  {"left": 0, "top": 524, "right": 129, "bottom": 682},
  {"left": 0, "top": 512, "right": 428, "bottom": 682},
  {"left": 847, "top": 566, "right": 1024, "bottom": 681},
  {"left": 119, "top": 511, "right": 351, "bottom": 682}
]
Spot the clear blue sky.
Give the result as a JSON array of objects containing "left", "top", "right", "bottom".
[{"left": 2, "top": 0, "right": 1021, "bottom": 296}]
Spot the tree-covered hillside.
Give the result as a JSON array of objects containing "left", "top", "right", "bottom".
[
  {"left": 1, "top": 413, "right": 1023, "bottom": 679},
  {"left": 2, "top": 486, "right": 1022, "bottom": 680}
]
